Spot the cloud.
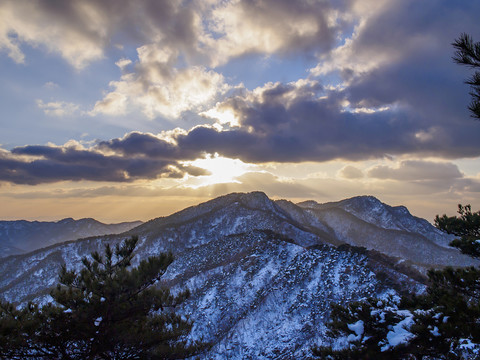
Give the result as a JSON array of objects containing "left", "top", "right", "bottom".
[
  {"left": 367, "top": 160, "right": 463, "bottom": 181},
  {"left": 91, "top": 44, "right": 229, "bottom": 119},
  {"left": 2, "top": 161, "right": 479, "bottom": 222},
  {"left": 0, "top": 0, "right": 356, "bottom": 71},
  {"left": 90, "top": 75, "right": 480, "bottom": 165},
  {"left": 0, "top": 1, "right": 105, "bottom": 68},
  {"left": 36, "top": 100, "right": 80, "bottom": 117},
  {"left": 232, "top": 171, "right": 321, "bottom": 198},
  {"left": 21, "top": 66, "right": 480, "bottom": 185},
  {"left": 310, "top": 0, "right": 400, "bottom": 79},
  {"left": 0, "top": 0, "right": 355, "bottom": 120},
  {"left": 0, "top": 142, "right": 208, "bottom": 185},
  {"left": 10, "top": 0, "right": 476, "bottom": 128},
  {"left": 90, "top": 92, "right": 128, "bottom": 116},
  {"left": 43, "top": 82, "right": 60, "bottom": 90},
  {"left": 203, "top": 0, "right": 353, "bottom": 66},
  {"left": 311, "top": 0, "right": 480, "bottom": 154},
  {"left": 339, "top": 165, "right": 364, "bottom": 179},
  {"left": 4, "top": 0, "right": 347, "bottom": 70},
  {"left": 2, "top": 0, "right": 480, "bottom": 182},
  {"left": 0, "top": 0, "right": 204, "bottom": 69},
  {"left": 97, "top": 131, "right": 197, "bottom": 160},
  {"left": 175, "top": 79, "right": 480, "bottom": 162},
  {"left": 2, "top": 170, "right": 321, "bottom": 200}
]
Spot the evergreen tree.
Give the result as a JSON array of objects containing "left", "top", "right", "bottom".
[
  {"left": 312, "top": 297, "right": 412, "bottom": 359},
  {"left": 452, "top": 33, "right": 480, "bottom": 119},
  {"left": 0, "top": 236, "right": 198, "bottom": 360},
  {"left": 403, "top": 267, "right": 480, "bottom": 359},
  {"left": 435, "top": 204, "right": 480, "bottom": 257},
  {"left": 314, "top": 269, "right": 480, "bottom": 359}
]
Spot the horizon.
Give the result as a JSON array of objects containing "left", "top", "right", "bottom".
[
  {"left": 0, "top": 191, "right": 457, "bottom": 224},
  {"left": 1, "top": 0, "right": 479, "bottom": 223}
]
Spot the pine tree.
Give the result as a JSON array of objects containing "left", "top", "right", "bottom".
[
  {"left": 315, "top": 269, "right": 480, "bottom": 359},
  {"left": 312, "top": 297, "right": 412, "bottom": 359},
  {"left": 435, "top": 204, "right": 480, "bottom": 257},
  {"left": 403, "top": 267, "right": 480, "bottom": 359},
  {"left": 453, "top": 33, "right": 480, "bottom": 119},
  {"left": 0, "top": 236, "right": 198, "bottom": 360}
]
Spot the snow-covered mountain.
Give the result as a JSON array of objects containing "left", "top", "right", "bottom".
[
  {"left": 0, "top": 217, "right": 142, "bottom": 257},
  {"left": 0, "top": 192, "right": 477, "bottom": 358},
  {"left": 293, "top": 196, "right": 470, "bottom": 271}
]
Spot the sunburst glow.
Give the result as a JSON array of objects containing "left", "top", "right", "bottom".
[{"left": 186, "top": 154, "right": 255, "bottom": 186}]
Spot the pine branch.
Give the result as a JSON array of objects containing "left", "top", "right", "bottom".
[
  {"left": 453, "top": 33, "right": 480, "bottom": 67},
  {"left": 453, "top": 33, "right": 480, "bottom": 119}
]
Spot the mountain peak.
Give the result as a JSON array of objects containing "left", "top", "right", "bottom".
[
  {"left": 237, "top": 191, "right": 274, "bottom": 210},
  {"left": 57, "top": 217, "right": 75, "bottom": 224},
  {"left": 341, "top": 195, "right": 383, "bottom": 208}
]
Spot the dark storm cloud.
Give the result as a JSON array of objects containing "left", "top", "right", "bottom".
[{"left": 0, "top": 144, "right": 208, "bottom": 185}]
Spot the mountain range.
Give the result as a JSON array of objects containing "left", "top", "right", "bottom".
[
  {"left": 0, "top": 218, "right": 142, "bottom": 257},
  {"left": 0, "top": 192, "right": 477, "bottom": 358}
]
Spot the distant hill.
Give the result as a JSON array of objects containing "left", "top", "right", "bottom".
[
  {"left": 0, "top": 218, "right": 143, "bottom": 257},
  {"left": 0, "top": 192, "right": 476, "bottom": 358}
]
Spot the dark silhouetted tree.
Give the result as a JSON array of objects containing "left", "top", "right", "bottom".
[
  {"left": 453, "top": 33, "right": 480, "bottom": 119},
  {"left": 0, "top": 236, "right": 198, "bottom": 360}
]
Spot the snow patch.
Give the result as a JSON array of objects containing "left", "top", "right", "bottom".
[
  {"left": 34, "top": 269, "right": 44, "bottom": 276},
  {"left": 94, "top": 317, "right": 102, "bottom": 326},
  {"left": 459, "top": 338, "right": 480, "bottom": 353},
  {"left": 381, "top": 310, "right": 414, "bottom": 351},
  {"left": 430, "top": 326, "right": 440, "bottom": 337},
  {"left": 347, "top": 320, "right": 364, "bottom": 342}
]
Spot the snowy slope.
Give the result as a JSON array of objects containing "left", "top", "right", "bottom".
[
  {"left": 295, "top": 196, "right": 476, "bottom": 272},
  {"left": 165, "top": 231, "right": 420, "bottom": 359},
  {"left": 300, "top": 196, "right": 453, "bottom": 247}
]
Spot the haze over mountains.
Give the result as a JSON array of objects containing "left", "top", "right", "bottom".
[
  {"left": 0, "top": 218, "right": 142, "bottom": 257},
  {"left": 0, "top": 192, "right": 477, "bottom": 358}
]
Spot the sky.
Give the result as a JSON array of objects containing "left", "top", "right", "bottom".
[{"left": 1, "top": 0, "right": 480, "bottom": 223}]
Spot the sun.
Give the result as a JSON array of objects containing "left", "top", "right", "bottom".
[
  {"left": 200, "top": 107, "right": 240, "bottom": 128},
  {"left": 186, "top": 154, "right": 255, "bottom": 186}
]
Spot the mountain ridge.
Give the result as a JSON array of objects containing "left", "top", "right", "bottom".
[{"left": 0, "top": 217, "right": 143, "bottom": 258}]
